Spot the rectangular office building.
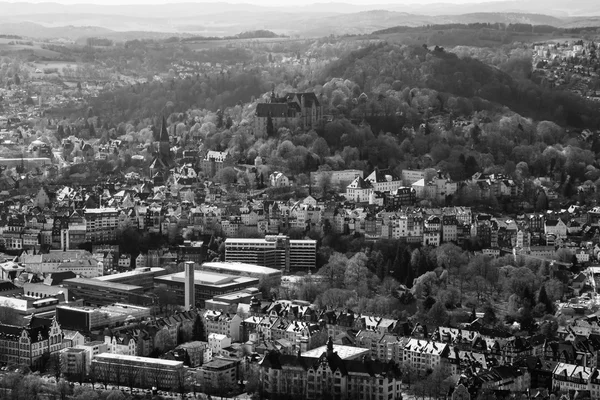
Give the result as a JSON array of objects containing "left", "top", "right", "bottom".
[
  {"left": 91, "top": 353, "right": 184, "bottom": 390},
  {"left": 225, "top": 235, "right": 316, "bottom": 273}
]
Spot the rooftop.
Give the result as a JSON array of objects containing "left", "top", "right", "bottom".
[
  {"left": 201, "top": 261, "right": 281, "bottom": 276},
  {"left": 94, "top": 353, "right": 183, "bottom": 367},
  {"left": 94, "top": 267, "right": 166, "bottom": 281},
  {"left": 155, "top": 271, "right": 258, "bottom": 287},
  {"left": 63, "top": 277, "right": 142, "bottom": 291},
  {"left": 302, "top": 344, "right": 370, "bottom": 360}
]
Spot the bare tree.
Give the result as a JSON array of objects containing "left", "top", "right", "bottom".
[
  {"left": 125, "top": 361, "right": 140, "bottom": 393},
  {"left": 95, "top": 360, "right": 112, "bottom": 390},
  {"left": 172, "top": 368, "right": 189, "bottom": 400}
]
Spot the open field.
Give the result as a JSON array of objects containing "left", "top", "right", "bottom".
[{"left": 0, "top": 38, "right": 63, "bottom": 58}]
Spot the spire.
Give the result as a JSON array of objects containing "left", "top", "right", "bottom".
[
  {"left": 160, "top": 116, "right": 169, "bottom": 142},
  {"left": 326, "top": 336, "right": 334, "bottom": 356}
]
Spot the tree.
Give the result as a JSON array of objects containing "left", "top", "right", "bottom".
[
  {"left": 172, "top": 368, "right": 189, "bottom": 400},
  {"left": 318, "top": 252, "right": 347, "bottom": 289},
  {"left": 56, "top": 378, "right": 72, "bottom": 400},
  {"left": 178, "top": 320, "right": 194, "bottom": 344},
  {"left": 124, "top": 361, "right": 140, "bottom": 394},
  {"left": 427, "top": 301, "right": 449, "bottom": 327},
  {"left": 344, "top": 252, "right": 370, "bottom": 296},
  {"left": 538, "top": 285, "right": 554, "bottom": 314},
  {"left": 154, "top": 328, "right": 176, "bottom": 354},
  {"left": 192, "top": 314, "right": 206, "bottom": 342},
  {"left": 266, "top": 114, "right": 274, "bottom": 136}
]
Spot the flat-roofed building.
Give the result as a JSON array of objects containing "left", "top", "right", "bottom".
[
  {"left": 155, "top": 271, "right": 259, "bottom": 308},
  {"left": 199, "top": 357, "right": 239, "bottom": 391},
  {"left": 94, "top": 267, "right": 166, "bottom": 291},
  {"left": 76, "top": 341, "right": 108, "bottom": 373},
  {"left": 60, "top": 348, "right": 87, "bottom": 378},
  {"left": 84, "top": 208, "right": 119, "bottom": 243},
  {"left": 289, "top": 240, "right": 317, "bottom": 273},
  {"left": 62, "top": 277, "right": 151, "bottom": 307},
  {"left": 200, "top": 262, "right": 282, "bottom": 287},
  {"left": 91, "top": 353, "right": 184, "bottom": 390},
  {"left": 225, "top": 235, "right": 317, "bottom": 273},
  {"left": 56, "top": 303, "right": 152, "bottom": 332}
]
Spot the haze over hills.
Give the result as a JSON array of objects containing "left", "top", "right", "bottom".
[{"left": 0, "top": 1, "right": 599, "bottom": 39}]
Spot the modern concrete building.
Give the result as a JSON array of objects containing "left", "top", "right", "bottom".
[
  {"left": 62, "top": 277, "right": 151, "bottom": 307},
  {"left": 225, "top": 235, "right": 317, "bottom": 273},
  {"left": 200, "top": 262, "right": 282, "bottom": 287},
  {"left": 56, "top": 303, "right": 152, "bottom": 331},
  {"left": 154, "top": 270, "right": 258, "bottom": 308},
  {"left": 93, "top": 267, "right": 166, "bottom": 292},
  {"left": 91, "top": 353, "right": 184, "bottom": 390}
]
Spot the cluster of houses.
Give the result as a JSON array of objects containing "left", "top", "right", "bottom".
[
  {"left": 532, "top": 40, "right": 600, "bottom": 100},
  {"left": 7, "top": 291, "right": 600, "bottom": 398},
  {"left": 1, "top": 170, "right": 600, "bottom": 264}
]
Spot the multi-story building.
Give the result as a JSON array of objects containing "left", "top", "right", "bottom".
[
  {"left": 56, "top": 303, "right": 151, "bottom": 332},
  {"left": 259, "top": 338, "right": 402, "bottom": 400},
  {"left": 60, "top": 348, "right": 87, "bottom": 378},
  {"left": 401, "top": 169, "right": 425, "bottom": 186},
  {"left": 311, "top": 169, "right": 363, "bottom": 191},
  {"left": 62, "top": 277, "right": 151, "bottom": 307},
  {"left": 199, "top": 357, "right": 239, "bottom": 391},
  {"left": 208, "top": 333, "right": 232, "bottom": 356},
  {"left": 365, "top": 169, "right": 403, "bottom": 193},
  {"left": 75, "top": 341, "right": 108, "bottom": 374},
  {"left": 254, "top": 92, "right": 323, "bottom": 135},
  {"left": 552, "top": 363, "right": 600, "bottom": 395},
  {"left": 91, "top": 353, "right": 184, "bottom": 390},
  {"left": 84, "top": 208, "right": 118, "bottom": 243},
  {"left": 203, "top": 310, "right": 243, "bottom": 342},
  {"left": 0, "top": 316, "right": 64, "bottom": 368},
  {"left": 93, "top": 267, "right": 167, "bottom": 292},
  {"left": 155, "top": 270, "right": 259, "bottom": 308},
  {"left": 225, "top": 235, "right": 316, "bottom": 273},
  {"left": 442, "top": 215, "right": 458, "bottom": 243},
  {"left": 346, "top": 177, "right": 373, "bottom": 203},
  {"left": 201, "top": 150, "right": 228, "bottom": 178},
  {"left": 403, "top": 338, "right": 449, "bottom": 374}
]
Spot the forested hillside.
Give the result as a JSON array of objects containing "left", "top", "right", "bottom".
[{"left": 321, "top": 43, "right": 600, "bottom": 128}]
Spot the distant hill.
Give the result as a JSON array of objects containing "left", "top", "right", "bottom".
[
  {"left": 234, "top": 30, "right": 283, "bottom": 39},
  {"left": 0, "top": 1, "right": 598, "bottom": 40},
  {"left": 0, "top": 22, "right": 114, "bottom": 40}
]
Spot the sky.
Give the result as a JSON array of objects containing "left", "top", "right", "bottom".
[{"left": 4, "top": 0, "right": 500, "bottom": 5}]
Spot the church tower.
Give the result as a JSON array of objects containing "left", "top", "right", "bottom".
[{"left": 158, "top": 116, "right": 170, "bottom": 159}]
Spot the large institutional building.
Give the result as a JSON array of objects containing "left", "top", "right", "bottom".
[
  {"left": 0, "top": 316, "right": 64, "bottom": 368},
  {"left": 254, "top": 92, "right": 323, "bottom": 135},
  {"left": 224, "top": 235, "right": 317, "bottom": 273},
  {"left": 259, "top": 338, "right": 403, "bottom": 400},
  {"left": 154, "top": 270, "right": 259, "bottom": 308},
  {"left": 91, "top": 353, "right": 184, "bottom": 390}
]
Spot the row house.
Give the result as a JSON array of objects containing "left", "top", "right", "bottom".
[
  {"left": 203, "top": 310, "right": 243, "bottom": 342},
  {"left": 552, "top": 363, "right": 600, "bottom": 397},
  {"left": 403, "top": 338, "right": 449, "bottom": 374}
]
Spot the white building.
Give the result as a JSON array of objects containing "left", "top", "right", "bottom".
[
  {"left": 269, "top": 171, "right": 290, "bottom": 187},
  {"left": 346, "top": 177, "right": 373, "bottom": 203},
  {"left": 208, "top": 333, "right": 232, "bottom": 357}
]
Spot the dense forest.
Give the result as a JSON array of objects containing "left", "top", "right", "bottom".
[{"left": 322, "top": 43, "right": 600, "bottom": 129}]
